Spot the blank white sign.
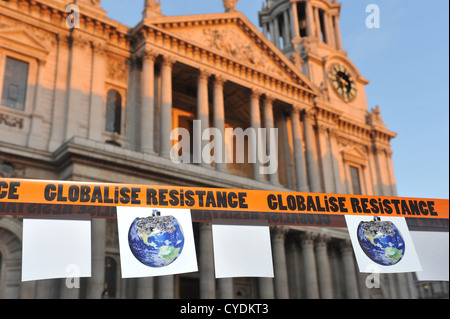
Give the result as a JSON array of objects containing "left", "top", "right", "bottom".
[
  {"left": 411, "top": 231, "right": 449, "bottom": 281},
  {"left": 22, "top": 218, "right": 91, "bottom": 282},
  {"left": 212, "top": 220, "right": 274, "bottom": 278}
]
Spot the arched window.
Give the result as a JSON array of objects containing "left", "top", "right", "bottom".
[{"left": 105, "top": 90, "right": 122, "bottom": 134}]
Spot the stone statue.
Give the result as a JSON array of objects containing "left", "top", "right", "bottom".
[
  {"left": 143, "top": 0, "right": 162, "bottom": 18},
  {"left": 223, "top": 0, "right": 238, "bottom": 12}
]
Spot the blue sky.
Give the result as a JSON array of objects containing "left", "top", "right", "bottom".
[{"left": 101, "top": 0, "right": 449, "bottom": 200}]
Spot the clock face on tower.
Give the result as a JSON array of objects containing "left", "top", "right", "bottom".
[{"left": 329, "top": 64, "right": 357, "bottom": 102}]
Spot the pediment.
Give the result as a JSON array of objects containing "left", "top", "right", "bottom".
[
  {"left": 341, "top": 145, "right": 368, "bottom": 165},
  {"left": 144, "top": 12, "right": 317, "bottom": 95},
  {"left": 0, "top": 28, "right": 49, "bottom": 60}
]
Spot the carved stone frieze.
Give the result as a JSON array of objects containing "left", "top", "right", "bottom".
[
  {"left": 0, "top": 112, "right": 24, "bottom": 130},
  {"left": 106, "top": 55, "right": 128, "bottom": 83},
  {"left": 201, "top": 27, "right": 287, "bottom": 80}
]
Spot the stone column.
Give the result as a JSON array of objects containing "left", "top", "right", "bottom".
[
  {"left": 396, "top": 273, "right": 410, "bottom": 299},
  {"left": 314, "top": 7, "right": 321, "bottom": 39},
  {"left": 27, "top": 59, "right": 46, "bottom": 149},
  {"left": 291, "top": 107, "right": 309, "bottom": 192},
  {"left": 271, "top": 226, "right": 289, "bottom": 299},
  {"left": 199, "top": 223, "right": 215, "bottom": 299},
  {"left": 48, "top": 35, "right": 70, "bottom": 151},
  {"left": 373, "top": 145, "right": 391, "bottom": 196},
  {"left": 263, "top": 96, "right": 279, "bottom": 185},
  {"left": 269, "top": 21, "right": 276, "bottom": 46},
  {"left": 329, "top": 129, "right": 345, "bottom": 194},
  {"left": 340, "top": 240, "right": 359, "bottom": 299},
  {"left": 407, "top": 273, "right": 419, "bottom": 299},
  {"left": 218, "top": 278, "right": 233, "bottom": 299},
  {"left": 333, "top": 15, "right": 343, "bottom": 50},
  {"left": 303, "top": 110, "right": 321, "bottom": 192},
  {"left": 282, "top": 10, "right": 291, "bottom": 47},
  {"left": 315, "top": 235, "right": 333, "bottom": 299},
  {"left": 317, "top": 124, "right": 335, "bottom": 193},
  {"left": 285, "top": 233, "right": 303, "bottom": 298},
  {"left": 157, "top": 276, "right": 174, "bottom": 299},
  {"left": 290, "top": 2, "right": 300, "bottom": 40},
  {"left": 213, "top": 76, "right": 227, "bottom": 172},
  {"left": 249, "top": 89, "right": 265, "bottom": 182},
  {"left": 85, "top": 219, "right": 106, "bottom": 299},
  {"left": 141, "top": 51, "right": 157, "bottom": 154},
  {"left": 301, "top": 232, "right": 319, "bottom": 299},
  {"left": 160, "top": 56, "right": 175, "bottom": 159},
  {"left": 196, "top": 70, "right": 210, "bottom": 167},
  {"left": 35, "top": 279, "right": 59, "bottom": 298},
  {"left": 259, "top": 278, "right": 275, "bottom": 299},
  {"left": 65, "top": 35, "right": 89, "bottom": 141},
  {"left": 137, "top": 277, "right": 154, "bottom": 299},
  {"left": 386, "top": 149, "right": 398, "bottom": 196},
  {"left": 262, "top": 22, "right": 269, "bottom": 38},
  {"left": 324, "top": 12, "right": 335, "bottom": 47},
  {"left": 305, "top": 1, "right": 315, "bottom": 37},
  {"left": 86, "top": 42, "right": 107, "bottom": 143},
  {"left": 273, "top": 17, "right": 281, "bottom": 48}
]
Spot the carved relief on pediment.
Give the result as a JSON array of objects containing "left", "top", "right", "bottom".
[
  {"left": 201, "top": 26, "right": 288, "bottom": 79},
  {"left": 167, "top": 23, "right": 288, "bottom": 80}
]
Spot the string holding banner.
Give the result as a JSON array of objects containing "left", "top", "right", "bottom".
[{"left": 0, "top": 178, "right": 448, "bottom": 221}]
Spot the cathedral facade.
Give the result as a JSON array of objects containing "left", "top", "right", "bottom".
[{"left": 0, "top": 0, "right": 445, "bottom": 299}]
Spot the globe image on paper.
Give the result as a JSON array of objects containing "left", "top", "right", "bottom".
[
  {"left": 357, "top": 218, "right": 405, "bottom": 266},
  {"left": 128, "top": 210, "right": 185, "bottom": 267}
]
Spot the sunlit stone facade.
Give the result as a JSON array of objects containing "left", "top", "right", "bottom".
[{"left": 1, "top": 0, "right": 446, "bottom": 299}]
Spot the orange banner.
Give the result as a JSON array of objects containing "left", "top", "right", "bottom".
[{"left": 0, "top": 178, "right": 448, "bottom": 219}]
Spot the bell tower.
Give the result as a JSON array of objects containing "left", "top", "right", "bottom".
[
  {"left": 259, "top": 0, "right": 345, "bottom": 79},
  {"left": 259, "top": 0, "right": 344, "bottom": 55},
  {"left": 259, "top": 0, "right": 371, "bottom": 115}
]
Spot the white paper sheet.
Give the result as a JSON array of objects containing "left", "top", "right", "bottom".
[
  {"left": 21, "top": 218, "right": 91, "bottom": 282},
  {"left": 345, "top": 215, "right": 422, "bottom": 273},
  {"left": 116, "top": 207, "right": 197, "bottom": 278},
  {"left": 411, "top": 231, "right": 449, "bottom": 281},
  {"left": 212, "top": 220, "right": 274, "bottom": 278}
]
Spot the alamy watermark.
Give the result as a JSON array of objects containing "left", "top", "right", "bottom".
[
  {"left": 66, "top": 4, "right": 80, "bottom": 29},
  {"left": 366, "top": 4, "right": 380, "bottom": 29},
  {"left": 65, "top": 264, "right": 80, "bottom": 289},
  {"left": 170, "top": 120, "right": 279, "bottom": 175},
  {"left": 365, "top": 264, "right": 381, "bottom": 289}
]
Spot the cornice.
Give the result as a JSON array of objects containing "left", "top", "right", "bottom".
[
  {"left": 55, "top": 137, "right": 290, "bottom": 191},
  {"left": 0, "top": 0, "right": 131, "bottom": 52}
]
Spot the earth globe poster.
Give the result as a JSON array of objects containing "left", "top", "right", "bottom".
[
  {"left": 116, "top": 207, "right": 198, "bottom": 278},
  {"left": 345, "top": 215, "right": 422, "bottom": 273}
]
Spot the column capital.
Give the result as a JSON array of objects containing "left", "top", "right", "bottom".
[
  {"left": 271, "top": 226, "right": 288, "bottom": 241},
  {"left": 250, "top": 88, "right": 262, "bottom": 99},
  {"left": 214, "top": 74, "right": 226, "bottom": 86},
  {"left": 291, "top": 105, "right": 301, "bottom": 116},
  {"left": 303, "top": 107, "right": 317, "bottom": 120},
  {"left": 339, "top": 239, "right": 354, "bottom": 254},
  {"left": 161, "top": 55, "right": 176, "bottom": 68},
  {"left": 315, "top": 234, "right": 331, "bottom": 248},
  {"left": 142, "top": 50, "right": 158, "bottom": 62},
  {"left": 300, "top": 231, "right": 317, "bottom": 245},
  {"left": 198, "top": 69, "right": 211, "bottom": 81},
  {"left": 264, "top": 94, "right": 275, "bottom": 105}
]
